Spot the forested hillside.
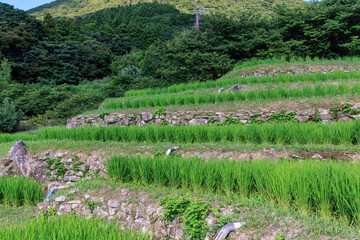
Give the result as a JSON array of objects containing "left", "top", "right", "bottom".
[
  {"left": 28, "top": 0, "right": 305, "bottom": 19},
  {"left": 1, "top": 0, "right": 360, "bottom": 131}
]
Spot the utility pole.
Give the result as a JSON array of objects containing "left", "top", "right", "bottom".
[{"left": 193, "top": 6, "right": 208, "bottom": 31}]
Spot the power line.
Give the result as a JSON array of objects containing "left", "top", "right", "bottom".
[{"left": 193, "top": 6, "right": 208, "bottom": 30}]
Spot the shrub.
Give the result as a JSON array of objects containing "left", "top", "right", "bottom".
[{"left": 0, "top": 98, "right": 24, "bottom": 133}]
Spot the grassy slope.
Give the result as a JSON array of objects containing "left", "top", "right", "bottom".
[{"left": 27, "top": 0, "right": 306, "bottom": 19}]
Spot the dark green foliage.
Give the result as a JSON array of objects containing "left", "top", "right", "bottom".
[
  {"left": 182, "top": 199, "right": 210, "bottom": 239},
  {"left": 159, "top": 195, "right": 192, "bottom": 222},
  {"left": 0, "top": 98, "right": 24, "bottom": 133},
  {"left": 112, "top": 30, "right": 233, "bottom": 85},
  {"left": 267, "top": 111, "right": 297, "bottom": 123},
  {"left": 84, "top": 199, "right": 101, "bottom": 213},
  {"left": 160, "top": 194, "right": 210, "bottom": 239},
  {"left": 53, "top": 158, "right": 66, "bottom": 177},
  {"left": 40, "top": 206, "right": 57, "bottom": 218},
  {"left": 2, "top": 1, "right": 360, "bottom": 124},
  {"left": 224, "top": 115, "right": 241, "bottom": 125},
  {"left": 79, "top": 3, "right": 193, "bottom": 49},
  {"left": 152, "top": 107, "right": 166, "bottom": 118},
  {"left": 0, "top": 3, "right": 43, "bottom": 54}
]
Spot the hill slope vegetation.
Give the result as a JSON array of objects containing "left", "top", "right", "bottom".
[{"left": 27, "top": 0, "right": 306, "bottom": 19}]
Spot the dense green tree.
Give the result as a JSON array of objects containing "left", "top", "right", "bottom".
[
  {"left": 0, "top": 98, "right": 24, "bottom": 133},
  {"left": 0, "top": 58, "right": 12, "bottom": 88},
  {"left": 112, "top": 30, "right": 233, "bottom": 86},
  {"left": 0, "top": 3, "right": 43, "bottom": 55}
]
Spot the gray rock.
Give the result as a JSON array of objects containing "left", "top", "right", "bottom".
[
  {"left": 6, "top": 141, "right": 47, "bottom": 181},
  {"left": 68, "top": 188, "right": 79, "bottom": 194},
  {"left": 93, "top": 206, "right": 109, "bottom": 218},
  {"left": 137, "top": 120, "right": 146, "bottom": 127},
  {"left": 121, "top": 118, "right": 131, "bottom": 126},
  {"left": 189, "top": 119, "right": 208, "bottom": 125},
  {"left": 294, "top": 115, "right": 310, "bottom": 122},
  {"left": 68, "top": 200, "right": 82, "bottom": 204},
  {"left": 0, "top": 164, "right": 16, "bottom": 177},
  {"left": 58, "top": 204, "right": 72, "bottom": 214},
  {"left": 312, "top": 154, "right": 323, "bottom": 159},
  {"left": 108, "top": 200, "right": 119, "bottom": 208},
  {"left": 64, "top": 176, "right": 80, "bottom": 182},
  {"left": 351, "top": 114, "right": 360, "bottom": 119},
  {"left": 117, "top": 211, "right": 127, "bottom": 220},
  {"left": 65, "top": 170, "right": 75, "bottom": 176},
  {"left": 109, "top": 207, "right": 117, "bottom": 216},
  {"left": 104, "top": 114, "right": 121, "bottom": 124},
  {"left": 226, "top": 84, "right": 243, "bottom": 92},
  {"left": 55, "top": 196, "right": 68, "bottom": 203},
  {"left": 320, "top": 114, "right": 334, "bottom": 121},
  {"left": 142, "top": 112, "right": 153, "bottom": 122},
  {"left": 72, "top": 204, "right": 79, "bottom": 209}
]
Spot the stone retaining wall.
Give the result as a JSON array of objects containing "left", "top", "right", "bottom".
[{"left": 66, "top": 104, "right": 360, "bottom": 128}]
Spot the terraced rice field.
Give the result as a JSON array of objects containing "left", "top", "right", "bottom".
[{"left": 3, "top": 58, "right": 360, "bottom": 239}]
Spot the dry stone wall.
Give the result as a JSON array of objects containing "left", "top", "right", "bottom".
[{"left": 66, "top": 103, "right": 360, "bottom": 128}]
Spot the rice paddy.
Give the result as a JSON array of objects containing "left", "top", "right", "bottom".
[
  {"left": 125, "top": 70, "right": 360, "bottom": 97},
  {"left": 107, "top": 155, "right": 360, "bottom": 225},
  {"left": 107, "top": 82, "right": 359, "bottom": 110},
  {"left": 2, "top": 120, "right": 359, "bottom": 146},
  {"left": 0, "top": 176, "right": 44, "bottom": 206},
  {"left": 231, "top": 56, "right": 360, "bottom": 71},
  {"left": 0, "top": 215, "right": 149, "bottom": 240}
]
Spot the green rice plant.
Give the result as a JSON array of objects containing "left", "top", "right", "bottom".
[
  {"left": 124, "top": 68, "right": 360, "bottom": 97},
  {"left": 107, "top": 83, "right": 360, "bottom": 110},
  {"left": 0, "top": 215, "right": 149, "bottom": 240},
  {"left": 107, "top": 155, "right": 360, "bottom": 225},
  {"left": 7, "top": 120, "right": 360, "bottom": 146},
  {"left": 0, "top": 176, "right": 44, "bottom": 206}
]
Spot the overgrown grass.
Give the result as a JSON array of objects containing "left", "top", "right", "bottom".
[
  {"left": 0, "top": 176, "right": 44, "bottom": 206},
  {"left": 3, "top": 120, "right": 360, "bottom": 145},
  {"left": 110, "top": 82, "right": 359, "bottom": 109},
  {"left": 107, "top": 156, "right": 360, "bottom": 225},
  {"left": 0, "top": 215, "right": 149, "bottom": 239},
  {"left": 125, "top": 70, "right": 360, "bottom": 97}
]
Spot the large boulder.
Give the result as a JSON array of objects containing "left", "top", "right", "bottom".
[
  {"left": 226, "top": 84, "right": 244, "bottom": 92},
  {"left": 0, "top": 141, "right": 47, "bottom": 181}
]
